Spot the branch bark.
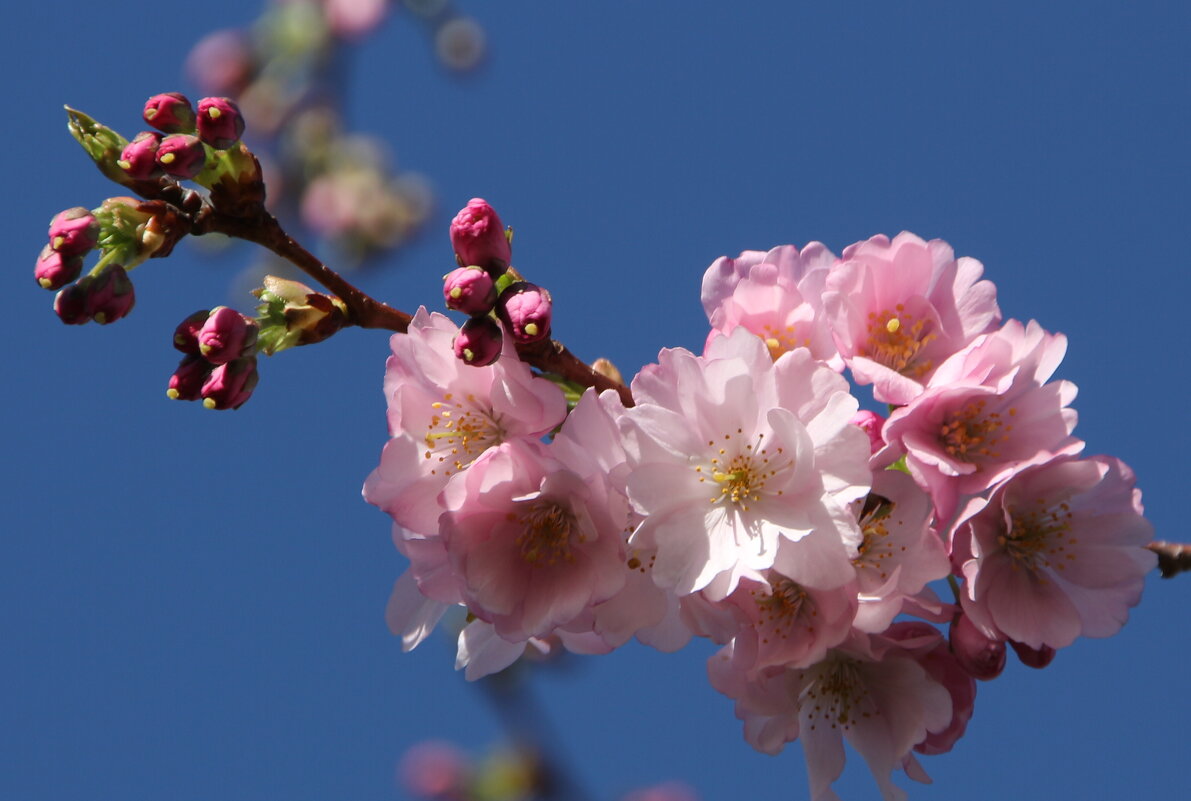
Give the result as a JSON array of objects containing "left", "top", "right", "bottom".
[{"left": 1148, "top": 541, "right": 1191, "bottom": 579}]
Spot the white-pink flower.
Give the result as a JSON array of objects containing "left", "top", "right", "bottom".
[
  {"left": 683, "top": 572, "right": 857, "bottom": 673},
  {"left": 621, "top": 328, "right": 871, "bottom": 599},
  {"left": 440, "top": 439, "right": 628, "bottom": 642},
  {"left": 880, "top": 319, "right": 1083, "bottom": 524},
  {"left": 701, "top": 244, "right": 841, "bottom": 368},
  {"left": 851, "top": 469, "right": 951, "bottom": 633},
  {"left": 954, "top": 454, "right": 1156, "bottom": 649},
  {"left": 708, "top": 633, "right": 952, "bottom": 801},
  {"left": 363, "top": 308, "right": 566, "bottom": 534},
  {"left": 823, "top": 232, "right": 1001, "bottom": 405}
]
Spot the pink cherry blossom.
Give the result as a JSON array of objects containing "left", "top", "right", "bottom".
[
  {"left": 621, "top": 328, "right": 871, "bottom": 599},
  {"left": 880, "top": 621, "right": 976, "bottom": 757},
  {"left": 850, "top": 470, "right": 950, "bottom": 633},
  {"left": 700, "top": 243, "right": 841, "bottom": 367},
  {"left": 440, "top": 439, "right": 628, "bottom": 642},
  {"left": 363, "top": 308, "right": 566, "bottom": 534},
  {"left": 822, "top": 232, "right": 1001, "bottom": 405},
  {"left": 880, "top": 319, "right": 1083, "bottom": 525},
  {"left": 708, "top": 633, "right": 952, "bottom": 801},
  {"left": 954, "top": 454, "right": 1156, "bottom": 649},
  {"left": 683, "top": 572, "right": 857, "bottom": 673}
]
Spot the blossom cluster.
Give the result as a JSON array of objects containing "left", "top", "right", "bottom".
[{"left": 364, "top": 203, "right": 1155, "bottom": 800}]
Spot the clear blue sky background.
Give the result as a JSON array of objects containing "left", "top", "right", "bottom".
[{"left": 5, "top": 2, "right": 1190, "bottom": 800}]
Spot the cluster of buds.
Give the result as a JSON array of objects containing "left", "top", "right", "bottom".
[
  {"left": 168, "top": 307, "right": 260, "bottom": 410},
  {"left": 36, "top": 198, "right": 178, "bottom": 325},
  {"left": 445, "top": 198, "right": 553, "bottom": 366},
  {"left": 117, "top": 93, "right": 246, "bottom": 183}
]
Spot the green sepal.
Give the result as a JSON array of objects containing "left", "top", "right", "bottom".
[
  {"left": 887, "top": 454, "right": 911, "bottom": 474},
  {"left": 65, "top": 106, "right": 132, "bottom": 187}
]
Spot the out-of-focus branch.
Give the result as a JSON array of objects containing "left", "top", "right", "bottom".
[{"left": 1148, "top": 541, "right": 1191, "bottom": 578}]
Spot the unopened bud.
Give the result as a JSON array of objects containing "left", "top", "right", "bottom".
[
  {"left": 198, "top": 306, "right": 258, "bottom": 364},
  {"left": 117, "top": 131, "right": 164, "bottom": 180},
  {"left": 443, "top": 266, "right": 497, "bottom": 315},
  {"left": 54, "top": 278, "right": 92, "bottom": 325},
  {"left": 86, "top": 264, "right": 136, "bottom": 325},
  {"left": 949, "top": 613, "right": 1006, "bottom": 681},
  {"left": 48, "top": 207, "right": 100, "bottom": 256},
  {"left": 850, "top": 409, "right": 887, "bottom": 455},
  {"left": 173, "top": 309, "right": 211, "bottom": 354},
  {"left": 201, "top": 356, "right": 258, "bottom": 409},
  {"left": 453, "top": 315, "right": 503, "bottom": 366},
  {"left": 591, "top": 357, "right": 624, "bottom": 386},
  {"left": 156, "top": 134, "right": 207, "bottom": 179},
  {"left": 497, "top": 282, "right": 552, "bottom": 343},
  {"left": 35, "top": 244, "right": 84, "bottom": 290},
  {"left": 143, "top": 92, "right": 196, "bottom": 134},
  {"left": 1009, "top": 639, "right": 1057, "bottom": 669},
  {"left": 449, "top": 198, "right": 511, "bottom": 276},
  {"left": 253, "top": 275, "right": 349, "bottom": 355},
  {"left": 196, "top": 96, "right": 245, "bottom": 149},
  {"left": 166, "top": 355, "right": 212, "bottom": 401}
]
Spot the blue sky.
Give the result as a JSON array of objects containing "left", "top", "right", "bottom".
[{"left": 5, "top": 2, "right": 1190, "bottom": 799}]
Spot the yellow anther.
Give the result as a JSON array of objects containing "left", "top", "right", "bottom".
[{"left": 885, "top": 317, "right": 901, "bottom": 334}]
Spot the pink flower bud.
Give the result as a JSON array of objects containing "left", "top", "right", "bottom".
[
  {"left": 198, "top": 306, "right": 257, "bottom": 364},
  {"left": 143, "top": 92, "right": 197, "bottom": 134},
  {"left": 200, "top": 356, "right": 259, "bottom": 410},
  {"left": 449, "top": 198, "right": 510, "bottom": 275},
  {"left": 196, "top": 96, "right": 246, "bottom": 150},
  {"left": 442, "top": 266, "right": 497, "bottom": 315},
  {"left": 48, "top": 207, "right": 100, "bottom": 256},
  {"left": 156, "top": 134, "right": 207, "bottom": 179},
  {"left": 1010, "top": 639, "right": 1057, "bottom": 669},
  {"left": 849, "top": 409, "right": 887, "bottom": 455},
  {"left": 166, "top": 355, "right": 212, "bottom": 401},
  {"left": 85, "top": 264, "right": 136, "bottom": 325},
  {"left": 497, "top": 282, "right": 552, "bottom": 343},
  {"left": 949, "top": 613, "right": 1006, "bottom": 681},
  {"left": 54, "top": 278, "right": 92, "bottom": 325},
  {"left": 453, "top": 315, "right": 503, "bottom": 366},
  {"left": 118, "top": 131, "right": 164, "bottom": 180},
  {"left": 35, "top": 244, "right": 84, "bottom": 290},
  {"left": 173, "top": 309, "right": 211, "bottom": 354}
]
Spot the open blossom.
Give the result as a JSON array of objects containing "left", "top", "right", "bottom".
[
  {"left": 880, "top": 319, "right": 1083, "bottom": 524},
  {"left": 363, "top": 308, "right": 566, "bottom": 534},
  {"left": 440, "top": 439, "right": 628, "bottom": 642},
  {"left": 709, "top": 634, "right": 952, "bottom": 801},
  {"left": 850, "top": 469, "right": 950, "bottom": 633},
  {"left": 621, "top": 328, "right": 871, "bottom": 599},
  {"left": 954, "top": 454, "right": 1156, "bottom": 649},
  {"left": 700, "top": 243, "right": 841, "bottom": 367},
  {"left": 822, "top": 232, "right": 1001, "bottom": 405},
  {"left": 683, "top": 573, "right": 857, "bottom": 674}
]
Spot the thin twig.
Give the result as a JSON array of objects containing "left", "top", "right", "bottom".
[{"left": 1148, "top": 541, "right": 1191, "bottom": 579}]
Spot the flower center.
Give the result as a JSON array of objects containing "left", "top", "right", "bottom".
[
  {"left": 1001, "top": 500, "right": 1076, "bottom": 573},
  {"left": 802, "top": 657, "right": 875, "bottom": 731},
  {"left": 760, "top": 323, "right": 811, "bottom": 360},
  {"left": 854, "top": 493, "right": 897, "bottom": 579},
  {"left": 752, "top": 578, "right": 814, "bottom": 642},
  {"left": 859, "top": 305, "right": 936, "bottom": 377},
  {"left": 938, "top": 399, "right": 1014, "bottom": 462},
  {"left": 423, "top": 392, "right": 505, "bottom": 476},
  {"left": 694, "top": 430, "right": 787, "bottom": 511},
  {"left": 515, "top": 500, "right": 582, "bottom": 566}
]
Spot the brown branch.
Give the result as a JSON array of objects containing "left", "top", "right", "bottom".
[
  {"left": 1148, "top": 541, "right": 1191, "bottom": 579},
  {"left": 137, "top": 175, "right": 635, "bottom": 405}
]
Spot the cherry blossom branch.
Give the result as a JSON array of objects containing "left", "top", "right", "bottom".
[{"left": 1147, "top": 541, "right": 1191, "bottom": 578}]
